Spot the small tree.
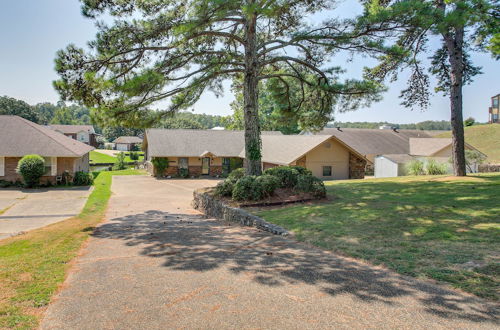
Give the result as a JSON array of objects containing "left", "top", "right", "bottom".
[
  {"left": 465, "top": 150, "right": 487, "bottom": 173},
  {"left": 464, "top": 117, "right": 475, "bottom": 127},
  {"left": 17, "top": 155, "right": 45, "bottom": 187},
  {"left": 113, "top": 152, "right": 127, "bottom": 170}
]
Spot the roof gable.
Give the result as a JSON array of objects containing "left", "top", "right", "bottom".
[{"left": 0, "top": 116, "right": 94, "bottom": 157}]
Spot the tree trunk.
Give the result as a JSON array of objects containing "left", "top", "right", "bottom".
[
  {"left": 243, "top": 8, "right": 262, "bottom": 176},
  {"left": 443, "top": 27, "right": 466, "bottom": 176}
]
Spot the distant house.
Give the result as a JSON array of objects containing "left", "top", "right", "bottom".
[
  {"left": 374, "top": 138, "right": 485, "bottom": 178},
  {"left": 49, "top": 124, "right": 98, "bottom": 148},
  {"left": 113, "top": 136, "right": 143, "bottom": 151},
  {"left": 489, "top": 94, "right": 499, "bottom": 124},
  {"left": 143, "top": 129, "right": 368, "bottom": 179},
  {"left": 1, "top": 116, "right": 94, "bottom": 184}
]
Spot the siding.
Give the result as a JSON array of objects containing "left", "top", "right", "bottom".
[{"left": 305, "top": 138, "right": 350, "bottom": 180}]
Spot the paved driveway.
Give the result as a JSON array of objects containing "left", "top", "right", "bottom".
[
  {"left": 0, "top": 187, "right": 92, "bottom": 240},
  {"left": 41, "top": 176, "right": 498, "bottom": 329}
]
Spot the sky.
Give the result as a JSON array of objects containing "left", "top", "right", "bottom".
[{"left": 0, "top": 0, "right": 498, "bottom": 124}]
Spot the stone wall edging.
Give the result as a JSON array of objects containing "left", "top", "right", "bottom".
[{"left": 192, "top": 189, "right": 288, "bottom": 236}]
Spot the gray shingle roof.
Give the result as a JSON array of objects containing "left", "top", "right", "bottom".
[
  {"left": 308, "top": 128, "right": 433, "bottom": 155},
  {"left": 146, "top": 129, "right": 280, "bottom": 157},
  {"left": 241, "top": 135, "right": 335, "bottom": 165},
  {"left": 49, "top": 124, "right": 95, "bottom": 134},
  {"left": 0, "top": 116, "right": 94, "bottom": 157},
  {"left": 409, "top": 138, "right": 453, "bottom": 156},
  {"left": 378, "top": 154, "right": 415, "bottom": 164},
  {"left": 113, "top": 136, "right": 143, "bottom": 144}
]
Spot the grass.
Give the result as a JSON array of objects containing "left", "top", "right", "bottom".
[
  {"left": 89, "top": 150, "right": 144, "bottom": 164},
  {"left": 436, "top": 124, "right": 500, "bottom": 163},
  {"left": 254, "top": 173, "right": 500, "bottom": 300},
  {"left": 0, "top": 169, "right": 144, "bottom": 329}
]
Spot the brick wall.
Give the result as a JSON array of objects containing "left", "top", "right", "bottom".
[
  {"left": 209, "top": 166, "right": 222, "bottom": 176},
  {"left": 349, "top": 153, "right": 366, "bottom": 179},
  {"left": 263, "top": 162, "right": 279, "bottom": 171},
  {"left": 189, "top": 166, "right": 202, "bottom": 177},
  {"left": 1, "top": 157, "right": 77, "bottom": 185}
]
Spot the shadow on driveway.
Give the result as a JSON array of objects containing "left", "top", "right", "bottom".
[{"left": 92, "top": 209, "right": 498, "bottom": 325}]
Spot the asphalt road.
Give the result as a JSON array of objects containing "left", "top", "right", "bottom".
[{"left": 40, "top": 176, "right": 498, "bottom": 329}]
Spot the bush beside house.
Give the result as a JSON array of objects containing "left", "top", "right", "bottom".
[
  {"left": 215, "top": 166, "right": 326, "bottom": 202},
  {"left": 16, "top": 155, "right": 46, "bottom": 187}
]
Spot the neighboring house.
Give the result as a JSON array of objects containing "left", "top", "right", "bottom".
[
  {"left": 374, "top": 138, "right": 484, "bottom": 178},
  {"left": 143, "top": 129, "right": 368, "bottom": 179},
  {"left": 0, "top": 116, "right": 94, "bottom": 184},
  {"left": 113, "top": 136, "right": 143, "bottom": 151},
  {"left": 48, "top": 124, "right": 98, "bottom": 148},
  {"left": 302, "top": 127, "right": 434, "bottom": 164},
  {"left": 489, "top": 93, "right": 499, "bottom": 124}
]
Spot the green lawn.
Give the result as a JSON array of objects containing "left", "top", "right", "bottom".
[
  {"left": 437, "top": 124, "right": 500, "bottom": 163},
  {"left": 254, "top": 174, "right": 500, "bottom": 300},
  {"left": 0, "top": 169, "right": 144, "bottom": 329},
  {"left": 89, "top": 150, "right": 144, "bottom": 164}
]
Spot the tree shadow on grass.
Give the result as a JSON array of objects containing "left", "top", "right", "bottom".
[{"left": 92, "top": 209, "right": 499, "bottom": 324}]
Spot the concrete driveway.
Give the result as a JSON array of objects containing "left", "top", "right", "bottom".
[
  {"left": 41, "top": 176, "right": 498, "bottom": 329},
  {"left": 0, "top": 187, "right": 91, "bottom": 240}
]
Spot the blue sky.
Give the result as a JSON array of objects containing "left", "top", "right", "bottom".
[{"left": 0, "top": 0, "right": 498, "bottom": 124}]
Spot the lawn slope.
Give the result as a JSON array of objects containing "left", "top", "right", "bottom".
[
  {"left": 436, "top": 124, "right": 500, "bottom": 163},
  {"left": 255, "top": 174, "right": 500, "bottom": 300},
  {"left": 0, "top": 170, "right": 143, "bottom": 329}
]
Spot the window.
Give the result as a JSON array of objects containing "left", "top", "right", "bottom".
[
  {"left": 43, "top": 157, "right": 52, "bottom": 176},
  {"left": 179, "top": 158, "right": 188, "bottom": 169},
  {"left": 322, "top": 166, "right": 332, "bottom": 177}
]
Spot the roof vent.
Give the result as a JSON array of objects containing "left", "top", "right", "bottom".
[
  {"left": 392, "top": 127, "right": 399, "bottom": 133},
  {"left": 336, "top": 126, "right": 342, "bottom": 131}
]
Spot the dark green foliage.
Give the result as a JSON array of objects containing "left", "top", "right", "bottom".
[
  {"left": 16, "top": 155, "right": 45, "bottom": 187},
  {"left": 178, "top": 168, "right": 189, "bottom": 178},
  {"left": 263, "top": 166, "right": 300, "bottom": 188},
  {"left": 295, "top": 175, "right": 327, "bottom": 198},
  {"left": 464, "top": 117, "right": 476, "bottom": 127},
  {"left": 73, "top": 171, "right": 94, "bottom": 186},
  {"left": 129, "top": 152, "right": 140, "bottom": 161},
  {"left": 255, "top": 175, "right": 280, "bottom": 198},
  {"left": 232, "top": 176, "right": 261, "bottom": 201},
  {"left": 0, "top": 96, "right": 39, "bottom": 123},
  {"left": 152, "top": 157, "right": 168, "bottom": 178},
  {"left": 215, "top": 179, "right": 236, "bottom": 197},
  {"left": 113, "top": 152, "right": 127, "bottom": 170},
  {"left": 227, "top": 168, "right": 245, "bottom": 181},
  {"left": 328, "top": 120, "right": 452, "bottom": 130},
  {"left": 290, "top": 166, "right": 313, "bottom": 176}
]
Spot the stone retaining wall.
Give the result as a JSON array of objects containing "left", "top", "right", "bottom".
[{"left": 192, "top": 189, "right": 288, "bottom": 236}]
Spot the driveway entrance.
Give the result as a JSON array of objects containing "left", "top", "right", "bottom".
[{"left": 41, "top": 176, "right": 497, "bottom": 329}]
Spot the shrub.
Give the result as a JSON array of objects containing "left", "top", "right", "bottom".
[
  {"left": 73, "top": 171, "right": 94, "bottom": 186},
  {"left": 16, "top": 154, "right": 45, "bottom": 187},
  {"left": 228, "top": 167, "right": 245, "bottom": 181},
  {"left": 113, "top": 152, "right": 127, "bottom": 170},
  {"left": 178, "top": 168, "right": 189, "bottom": 178},
  {"left": 406, "top": 160, "right": 425, "bottom": 176},
  {"left": 215, "top": 179, "right": 235, "bottom": 197},
  {"left": 0, "top": 180, "right": 13, "bottom": 188},
  {"left": 426, "top": 159, "right": 448, "bottom": 175},
  {"left": 152, "top": 157, "right": 168, "bottom": 177},
  {"left": 232, "top": 176, "right": 260, "bottom": 201},
  {"left": 296, "top": 174, "right": 327, "bottom": 198},
  {"left": 263, "top": 166, "right": 300, "bottom": 188},
  {"left": 255, "top": 174, "right": 279, "bottom": 198},
  {"left": 129, "top": 151, "right": 140, "bottom": 161},
  {"left": 290, "top": 166, "right": 313, "bottom": 176}
]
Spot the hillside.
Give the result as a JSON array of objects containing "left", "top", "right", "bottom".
[{"left": 436, "top": 124, "right": 500, "bottom": 164}]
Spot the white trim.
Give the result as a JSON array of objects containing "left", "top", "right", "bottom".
[
  {"left": 51, "top": 157, "right": 57, "bottom": 176},
  {"left": 0, "top": 157, "right": 4, "bottom": 176}
]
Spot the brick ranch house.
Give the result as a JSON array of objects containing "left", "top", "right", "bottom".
[
  {"left": 0, "top": 116, "right": 94, "bottom": 184},
  {"left": 143, "top": 129, "right": 368, "bottom": 180}
]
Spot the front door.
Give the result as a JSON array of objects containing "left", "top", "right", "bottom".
[{"left": 202, "top": 157, "right": 210, "bottom": 175}]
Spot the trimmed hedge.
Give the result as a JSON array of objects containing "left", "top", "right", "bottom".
[
  {"left": 16, "top": 154, "right": 45, "bottom": 187},
  {"left": 73, "top": 171, "right": 94, "bottom": 186},
  {"left": 263, "top": 166, "right": 300, "bottom": 188},
  {"left": 295, "top": 174, "right": 326, "bottom": 198}
]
